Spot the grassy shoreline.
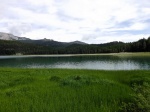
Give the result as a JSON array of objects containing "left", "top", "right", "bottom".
[
  {"left": 0, "top": 68, "right": 150, "bottom": 112},
  {"left": 0, "top": 52, "right": 150, "bottom": 58}
]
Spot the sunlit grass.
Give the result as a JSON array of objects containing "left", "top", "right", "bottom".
[{"left": 0, "top": 68, "right": 149, "bottom": 112}]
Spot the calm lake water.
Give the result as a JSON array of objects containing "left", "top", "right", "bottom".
[{"left": 0, "top": 55, "right": 150, "bottom": 70}]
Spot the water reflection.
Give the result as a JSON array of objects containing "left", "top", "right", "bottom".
[{"left": 0, "top": 55, "right": 149, "bottom": 70}]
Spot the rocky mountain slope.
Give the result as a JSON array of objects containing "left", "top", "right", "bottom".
[
  {"left": 0, "top": 32, "right": 87, "bottom": 47},
  {"left": 0, "top": 32, "right": 30, "bottom": 40}
]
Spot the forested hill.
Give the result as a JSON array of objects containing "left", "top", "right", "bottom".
[
  {"left": 0, "top": 40, "right": 54, "bottom": 55},
  {"left": 0, "top": 37, "right": 150, "bottom": 55},
  {"left": 19, "top": 39, "right": 87, "bottom": 48}
]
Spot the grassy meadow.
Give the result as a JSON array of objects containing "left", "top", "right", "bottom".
[{"left": 0, "top": 68, "right": 150, "bottom": 112}]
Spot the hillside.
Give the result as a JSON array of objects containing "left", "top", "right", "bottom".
[
  {"left": 0, "top": 40, "right": 53, "bottom": 55},
  {"left": 19, "top": 39, "right": 87, "bottom": 48},
  {"left": 0, "top": 32, "right": 149, "bottom": 55},
  {"left": 0, "top": 32, "right": 30, "bottom": 40},
  {"left": 0, "top": 32, "right": 87, "bottom": 48}
]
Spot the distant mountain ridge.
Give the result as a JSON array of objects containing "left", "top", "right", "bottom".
[
  {"left": 69, "top": 41, "right": 87, "bottom": 45},
  {"left": 0, "top": 32, "right": 149, "bottom": 55},
  {"left": 0, "top": 32, "right": 87, "bottom": 47},
  {"left": 0, "top": 32, "right": 30, "bottom": 40}
]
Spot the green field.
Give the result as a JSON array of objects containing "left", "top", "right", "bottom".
[{"left": 0, "top": 68, "right": 150, "bottom": 112}]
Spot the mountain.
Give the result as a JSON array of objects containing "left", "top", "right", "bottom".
[
  {"left": 69, "top": 41, "right": 87, "bottom": 45},
  {"left": 0, "top": 32, "right": 30, "bottom": 40},
  {"left": 19, "top": 39, "right": 88, "bottom": 47},
  {"left": 0, "top": 32, "right": 87, "bottom": 47},
  {"left": 19, "top": 39, "right": 67, "bottom": 48},
  {"left": 0, "top": 39, "right": 54, "bottom": 55},
  {"left": 0, "top": 32, "right": 149, "bottom": 55}
]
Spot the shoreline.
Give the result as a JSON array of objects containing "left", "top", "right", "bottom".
[{"left": 0, "top": 52, "right": 150, "bottom": 58}]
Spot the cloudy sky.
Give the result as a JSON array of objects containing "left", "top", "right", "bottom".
[{"left": 0, "top": 0, "right": 150, "bottom": 43}]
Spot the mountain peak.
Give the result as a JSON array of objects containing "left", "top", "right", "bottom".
[
  {"left": 0, "top": 32, "right": 88, "bottom": 47},
  {"left": 40, "top": 38, "right": 54, "bottom": 41},
  {"left": 0, "top": 32, "right": 17, "bottom": 40},
  {"left": 70, "top": 40, "right": 87, "bottom": 45},
  {"left": 0, "top": 32, "right": 30, "bottom": 40}
]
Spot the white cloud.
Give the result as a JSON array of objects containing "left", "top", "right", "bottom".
[
  {"left": 22, "top": 28, "right": 82, "bottom": 42},
  {"left": 130, "top": 22, "right": 148, "bottom": 30},
  {"left": 101, "top": 22, "right": 148, "bottom": 32},
  {"left": 83, "top": 34, "right": 150, "bottom": 44},
  {"left": 0, "top": 0, "right": 150, "bottom": 43}
]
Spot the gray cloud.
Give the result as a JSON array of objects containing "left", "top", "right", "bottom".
[
  {"left": 0, "top": 0, "right": 150, "bottom": 43},
  {"left": 7, "top": 23, "right": 32, "bottom": 36},
  {"left": 56, "top": 10, "right": 83, "bottom": 22},
  {"left": 21, "top": 3, "right": 49, "bottom": 14}
]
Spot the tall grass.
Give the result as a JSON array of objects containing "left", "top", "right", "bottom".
[{"left": 0, "top": 68, "right": 149, "bottom": 112}]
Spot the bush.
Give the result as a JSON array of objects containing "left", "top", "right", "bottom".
[{"left": 50, "top": 76, "right": 61, "bottom": 82}]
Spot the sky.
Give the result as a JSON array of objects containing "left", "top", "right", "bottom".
[{"left": 0, "top": 0, "right": 150, "bottom": 44}]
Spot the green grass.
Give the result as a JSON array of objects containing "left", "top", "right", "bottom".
[
  {"left": 113, "top": 52, "right": 150, "bottom": 57},
  {"left": 0, "top": 68, "right": 149, "bottom": 112}
]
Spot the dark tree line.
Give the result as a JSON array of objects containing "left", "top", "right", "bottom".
[
  {"left": 128, "top": 37, "right": 150, "bottom": 52},
  {"left": 0, "top": 37, "right": 150, "bottom": 55},
  {"left": 0, "top": 40, "right": 54, "bottom": 55}
]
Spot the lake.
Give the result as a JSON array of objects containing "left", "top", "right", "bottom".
[{"left": 0, "top": 54, "right": 150, "bottom": 70}]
